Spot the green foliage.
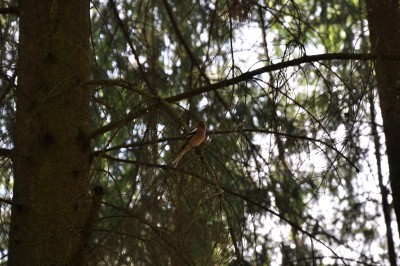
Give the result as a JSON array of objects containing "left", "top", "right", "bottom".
[{"left": 0, "top": 0, "right": 393, "bottom": 265}]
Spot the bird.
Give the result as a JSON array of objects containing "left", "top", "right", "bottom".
[{"left": 172, "top": 121, "right": 206, "bottom": 167}]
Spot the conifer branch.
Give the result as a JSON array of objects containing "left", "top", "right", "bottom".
[{"left": 164, "top": 52, "right": 400, "bottom": 103}]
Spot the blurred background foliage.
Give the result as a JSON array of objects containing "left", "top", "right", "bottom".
[{"left": 0, "top": 0, "right": 393, "bottom": 265}]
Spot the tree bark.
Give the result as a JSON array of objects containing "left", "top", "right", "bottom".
[
  {"left": 8, "top": 1, "right": 91, "bottom": 265},
  {"left": 366, "top": 0, "right": 400, "bottom": 263},
  {"left": 368, "top": 91, "right": 397, "bottom": 266}
]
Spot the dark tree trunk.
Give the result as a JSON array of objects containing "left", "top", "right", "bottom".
[
  {"left": 366, "top": 0, "right": 400, "bottom": 264},
  {"left": 8, "top": 0, "right": 91, "bottom": 265}
]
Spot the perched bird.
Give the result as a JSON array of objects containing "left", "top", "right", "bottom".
[{"left": 172, "top": 121, "right": 206, "bottom": 167}]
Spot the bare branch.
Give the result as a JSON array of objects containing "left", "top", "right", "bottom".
[
  {"left": 99, "top": 153, "right": 349, "bottom": 265},
  {"left": 0, "top": 148, "right": 12, "bottom": 158},
  {"left": 162, "top": 0, "right": 206, "bottom": 79},
  {"left": 90, "top": 100, "right": 161, "bottom": 139},
  {"left": 0, "top": 197, "right": 13, "bottom": 205},
  {"left": 0, "top": 73, "right": 17, "bottom": 107},
  {"left": 164, "top": 52, "right": 400, "bottom": 103},
  {"left": 239, "top": 128, "right": 360, "bottom": 173},
  {"left": 93, "top": 128, "right": 359, "bottom": 172},
  {"left": 108, "top": 0, "right": 156, "bottom": 94}
]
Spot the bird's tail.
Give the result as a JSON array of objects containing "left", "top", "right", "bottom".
[{"left": 172, "top": 148, "right": 189, "bottom": 167}]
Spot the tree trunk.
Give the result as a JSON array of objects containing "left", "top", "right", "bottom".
[
  {"left": 366, "top": 0, "right": 400, "bottom": 260},
  {"left": 8, "top": 1, "right": 91, "bottom": 265}
]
